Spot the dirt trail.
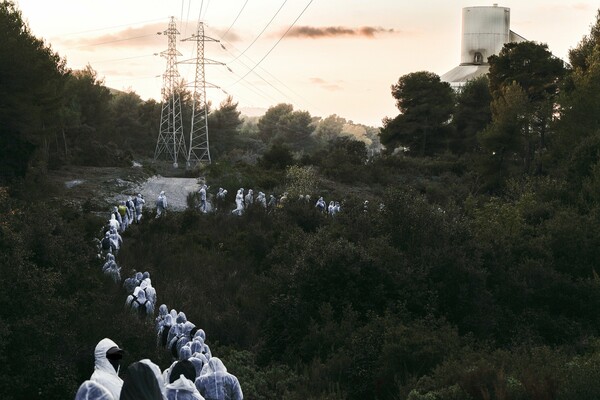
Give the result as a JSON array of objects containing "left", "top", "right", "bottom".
[
  {"left": 48, "top": 166, "right": 201, "bottom": 212},
  {"left": 134, "top": 176, "right": 201, "bottom": 211}
]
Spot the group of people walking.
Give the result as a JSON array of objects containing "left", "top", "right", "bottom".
[{"left": 78, "top": 190, "right": 243, "bottom": 399}]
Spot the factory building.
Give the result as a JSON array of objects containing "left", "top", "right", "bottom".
[{"left": 441, "top": 4, "right": 526, "bottom": 90}]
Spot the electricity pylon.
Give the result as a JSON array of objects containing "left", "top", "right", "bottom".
[
  {"left": 181, "top": 21, "right": 227, "bottom": 167},
  {"left": 154, "top": 16, "right": 187, "bottom": 168}
]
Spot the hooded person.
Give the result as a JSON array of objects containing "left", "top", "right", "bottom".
[
  {"left": 244, "top": 189, "right": 253, "bottom": 208},
  {"left": 108, "top": 214, "right": 120, "bottom": 231},
  {"left": 134, "top": 193, "right": 145, "bottom": 223},
  {"left": 127, "top": 287, "right": 153, "bottom": 317},
  {"left": 156, "top": 304, "right": 169, "bottom": 331},
  {"left": 156, "top": 191, "right": 168, "bottom": 218},
  {"left": 120, "top": 361, "right": 164, "bottom": 400},
  {"left": 315, "top": 197, "right": 326, "bottom": 212},
  {"left": 89, "top": 338, "right": 124, "bottom": 400},
  {"left": 139, "top": 359, "right": 167, "bottom": 399},
  {"left": 231, "top": 189, "right": 244, "bottom": 216},
  {"left": 74, "top": 380, "right": 114, "bottom": 400},
  {"left": 158, "top": 313, "right": 174, "bottom": 348},
  {"left": 167, "top": 312, "right": 187, "bottom": 348},
  {"left": 102, "top": 254, "right": 121, "bottom": 284},
  {"left": 166, "top": 373, "right": 205, "bottom": 400},
  {"left": 189, "top": 353, "right": 209, "bottom": 379},
  {"left": 256, "top": 192, "right": 267, "bottom": 209},
  {"left": 140, "top": 279, "right": 157, "bottom": 307},
  {"left": 192, "top": 335, "right": 212, "bottom": 360},
  {"left": 194, "top": 357, "right": 243, "bottom": 400}
]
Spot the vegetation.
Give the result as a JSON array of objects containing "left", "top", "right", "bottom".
[{"left": 5, "top": 1, "right": 600, "bottom": 399}]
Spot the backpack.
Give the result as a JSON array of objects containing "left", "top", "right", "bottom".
[
  {"left": 131, "top": 294, "right": 148, "bottom": 318},
  {"left": 156, "top": 197, "right": 164, "bottom": 208},
  {"left": 160, "top": 325, "right": 171, "bottom": 348},
  {"left": 101, "top": 237, "right": 111, "bottom": 250}
]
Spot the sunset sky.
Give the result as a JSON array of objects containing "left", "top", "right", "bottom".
[{"left": 15, "top": 0, "right": 600, "bottom": 127}]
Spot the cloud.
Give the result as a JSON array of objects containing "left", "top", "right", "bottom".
[
  {"left": 53, "top": 22, "right": 168, "bottom": 51},
  {"left": 284, "top": 25, "right": 397, "bottom": 39},
  {"left": 309, "top": 77, "right": 343, "bottom": 92}
]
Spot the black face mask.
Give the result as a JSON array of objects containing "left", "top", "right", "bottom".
[{"left": 106, "top": 347, "right": 124, "bottom": 373}]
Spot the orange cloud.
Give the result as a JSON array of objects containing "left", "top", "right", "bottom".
[
  {"left": 309, "top": 77, "right": 343, "bottom": 91},
  {"left": 284, "top": 25, "right": 397, "bottom": 39},
  {"left": 54, "top": 22, "right": 168, "bottom": 51}
]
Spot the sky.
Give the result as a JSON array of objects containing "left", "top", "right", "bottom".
[{"left": 14, "top": 0, "right": 600, "bottom": 127}]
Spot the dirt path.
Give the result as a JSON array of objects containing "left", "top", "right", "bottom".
[
  {"left": 134, "top": 176, "right": 201, "bottom": 211},
  {"left": 48, "top": 166, "right": 202, "bottom": 212}
]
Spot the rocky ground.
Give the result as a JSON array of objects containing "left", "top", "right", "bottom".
[{"left": 47, "top": 163, "right": 203, "bottom": 213}]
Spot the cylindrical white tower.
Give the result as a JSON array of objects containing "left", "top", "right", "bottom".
[{"left": 461, "top": 5, "right": 510, "bottom": 65}]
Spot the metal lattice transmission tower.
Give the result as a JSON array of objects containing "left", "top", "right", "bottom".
[
  {"left": 154, "top": 17, "right": 187, "bottom": 168},
  {"left": 182, "top": 21, "right": 227, "bottom": 167}
]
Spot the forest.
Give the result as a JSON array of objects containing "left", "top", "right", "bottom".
[{"left": 4, "top": 0, "right": 600, "bottom": 398}]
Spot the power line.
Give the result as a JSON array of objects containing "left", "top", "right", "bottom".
[
  {"left": 220, "top": 36, "right": 324, "bottom": 115},
  {"left": 202, "top": 0, "right": 212, "bottom": 19},
  {"left": 229, "top": 0, "right": 288, "bottom": 64},
  {"left": 229, "top": 0, "right": 314, "bottom": 87},
  {"left": 221, "top": 0, "right": 249, "bottom": 40}
]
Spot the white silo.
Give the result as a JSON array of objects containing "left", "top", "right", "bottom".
[{"left": 441, "top": 4, "right": 526, "bottom": 89}]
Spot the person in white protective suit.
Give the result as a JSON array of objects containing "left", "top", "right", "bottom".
[
  {"left": 108, "top": 214, "right": 120, "bottom": 231},
  {"left": 267, "top": 194, "right": 277, "bottom": 211},
  {"left": 158, "top": 313, "right": 174, "bottom": 348},
  {"left": 199, "top": 184, "right": 208, "bottom": 213},
  {"left": 156, "top": 304, "right": 169, "bottom": 331},
  {"left": 334, "top": 201, "right": 341, "bottom": 214},
  {"left": 156, "top": 191, "right": 168, "bottom": 218},
  {"left": 140, "top": 279, "right": 157, "bottom": 307},
  {"left": 328, "top": 201, "right": 335, "bottom": 216},
  {"left": 244, "top": 189, "right": 253, "bottom": 208},
  {"left": 215, "top": 188, "right": 227, "bottom": 212},
  {"left": 89, "top": 338, "right": 124, "bottom": 400},
  {"left": 167, "top": 373, "right": 205, "bottom": 400},
  {"left": 74, "top": 380, "right": 114, "bottom": 400},
  {"left": 192, "top": 334, "right": 212, "bottom": 360},
  {"left": 163, "top": 345, "right": 194, "bottom": 384},
  {"left": 126, "top": 197, "right": 136, "bottom": 225},
  {"left": 315, "top": 197, "right": 326, "bottom": 212},
  {"left": 194, "top": 357, "right": 243, "bottom": 400},
  {"left": 256, "top": 192, "right": 267, "bottom": 209},
  {"left": 231, "top": 189, "right": 244, "bottom": 216},
  {"left": 134, "top": 193, "right": 145, "bottom": 223},
  {"left": 120, "top": 361, "right": 164, "bottom": 400},
  {"left": 112, "top": 206, "right": 122, "bottom": 227},
  {"left": 126, "top": 286, "right": 154, "bottom": 317},
  {"left": 108, "top": 228, "right": 122, "bottom": 255},
  {"left": 102, "top": 253, "right": 121, "bottom": 284},
  {"left": 139, "top": 359, "right": 168, "bottom": 399},
  {"left": 189, "top": 351, "right": 209, "bottom": 379}
]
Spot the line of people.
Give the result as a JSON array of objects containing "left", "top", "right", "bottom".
[{"left": 78, "top": 190, "right": 243, "bottom": 399}]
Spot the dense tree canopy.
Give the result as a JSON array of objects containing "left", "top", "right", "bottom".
[{"left": 380, "top": 71, "right": 454, "bottom": 156}]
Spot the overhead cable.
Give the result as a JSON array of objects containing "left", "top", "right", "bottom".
[
  {"left": 221, "top": 0, "right": 249, "bottom": 40},
  {"left": 229, "top": 0, "right": 288, "bottom": 63},
  {"left": 229, "top": 0, "right": 314, "bottom": 87}
]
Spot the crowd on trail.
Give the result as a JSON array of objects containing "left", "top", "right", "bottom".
[
  {"left": 82, "top": 189, "right": 243, "bottom": 400},
  {"left": 76, "top": 179, "right": 375, "bottom": 399},
  {"left": 209, "top": 185, "right": 347, "bottom": 217}
]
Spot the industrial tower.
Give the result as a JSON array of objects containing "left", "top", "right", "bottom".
[
  {"left": 182, "top": 21, "right": 225, "bottom": 167},
  {"left": 154, "top": 17, "right": 187, "bottom": 168}
]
